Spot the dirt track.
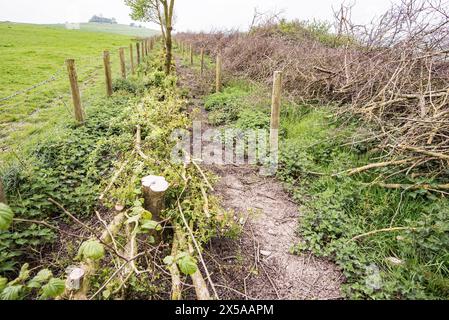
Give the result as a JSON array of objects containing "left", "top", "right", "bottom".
[{"left": 176, "top": 57, "right": 344, "bottom": 300}]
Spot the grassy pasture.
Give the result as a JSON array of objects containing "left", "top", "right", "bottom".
[
  {"left": 47, "top": 22, "right": 159, "bottom": 37},
  {"left": 0, "top": 22, "right": 140, "bottom": 162}
]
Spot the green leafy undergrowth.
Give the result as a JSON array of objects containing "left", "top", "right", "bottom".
[
  {"left": 203, "top": 78, "right": 449, "bottom": 299},
  {"left": 84, "top": 56, "right": 237, "bottom": 299},
  {"left": 279, "top": 107, "right": 449, "bottom": 300},
  {"left": 0, "top": 94, "right": 137, "bottom": 274},
  {"left": 204, "top": 82, "right": 254, "bottom": 126},
  {"left": 0, "top": 263, "right": 65, "bottom": 300}
]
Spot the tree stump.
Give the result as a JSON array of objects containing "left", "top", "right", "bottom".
[{"left": 141, "top": 175, "right": 170, "bottom": 220}]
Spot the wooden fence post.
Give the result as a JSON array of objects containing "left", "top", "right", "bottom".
[
  {"left": 103, "top": 51, "right": 113, "bottom": 97},
  {"left": 270, "top": 71, "right": 283, "bottom": 151},
  {"left": 200, "top": 48, "right": 205, "bottom": 77},
  {"left": 0, "top": 179, "right": 6, "bottom": 204},
  {"left": 119, "top": 47, "right": 126, "bottom": 79},
  {"left": 190, "top": 45, "right": 194, "bottom": 65},
  {"left": 216, "top": 53, "right": 222, "bottom": 93},
  {"left": 150, "top": 38, "right": 154, "bottom": 50},
  {"left": 141, "top": 41, "right": 145, "bottom": 59},
  {"left": 130, "top": 44, "right": 135, "bottom": 75},
  {"left": 136, "top": 42, "right": 141, "bottom": 65},
  {"left": 66, "top": 59, "right": 85, "bottom": 123}
]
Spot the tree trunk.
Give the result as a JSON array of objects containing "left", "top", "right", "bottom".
[
  {"left": 162, "top": 0, "right": 174, "bottom": 75},
  {"left": 165, "top": 27, "right": 173, "bottom": 75}
]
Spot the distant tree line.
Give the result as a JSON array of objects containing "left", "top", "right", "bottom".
[{"left": 89, "top": 15, "right": 117, "bottom": 24}]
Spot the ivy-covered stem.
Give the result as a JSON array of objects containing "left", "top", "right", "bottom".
[{"left": 0, "top": 179, "right": 6, "bottom": 204}]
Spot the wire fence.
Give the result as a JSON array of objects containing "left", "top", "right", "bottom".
[{"left": 0, "top": 38, "right": 155, "bottom": 162}]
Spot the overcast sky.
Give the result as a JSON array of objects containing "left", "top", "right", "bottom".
[{"left": 0, "top": 0, "right": 396, "bottom": 32}]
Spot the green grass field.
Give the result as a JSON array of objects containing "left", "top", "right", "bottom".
[
  {"left": 0, "top": 22, "right": 146, "bottom": 163},
  {"left": 48, "top": 22, "right": 159, "bottom": 37}
]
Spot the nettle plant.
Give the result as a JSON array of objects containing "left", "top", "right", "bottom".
[{"left": 0, "top": 203, "right": 65, "bottom": 300}]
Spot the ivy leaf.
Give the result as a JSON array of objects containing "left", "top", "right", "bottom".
[
  {"left": 27, "top": 269, "right": 53, "bottom": 288},
  {"left": 102, "top": 289, "right": 111, "bottom": 299},
  {"left": 0, "top": 285, "right": 23, "bottom": 300},
  {"left": 0, "top": 203, "right": 14, "bottom": 231},
  {"left": 78, "top": 240, "right": 105, "bottom": 261},
  {"left": 0, "top": 277, "right": 8, "bottom": 291},
  {"left": 40, "top": 278, "right": 65, "bottom": 299},
  {"left": 177, "top": 254, "right": 198, "bottom": 276},
  {"left": 17, "top": 263, "right": 31, "bottom": 282},
  {"left": 163, "top": 255, "right": 174, "bottom": 266},
  {"left": 141, "top": 220, "right": 162, "bottom": 231}
]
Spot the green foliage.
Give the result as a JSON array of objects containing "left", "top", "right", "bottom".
[
  {"left": 112, "top": 78, "right": 144, "bottom": 94},
  {"left": 205, "top": 77, "right": 449, "bottom": 299},
  {"left": 40, "top": 278, "right": 65, "bottom": 299},
  {"left": 164, "top": 252, "right": 198, "bottom": 276},
  {"left": 235, "top": 109, "right": 270, "bottom": 130},
  {"left": 0, "top": 263, "right": 64, "bottom": 300},
  {"left": 143, "top": 70, "right": 178, "bottom": 90},
  {"left": 204, "top": 85, "right": 252, "bottom": 126},
  {"left": 27, "top": 269, "right": 53, "bottom": 288},
  {"left": 204, "top": 85, "right": 250, "bottom": 112},
  {"left": 0, "top": 95, "right": 135, "bottom": 273},
  {"left": 77, "top": 240, "right": 105, "bottom": 261},
  {"left": 0, "top": 203, "right": 14, "bottom": 231},
  {"left": 0, "top": 285, "right": 22, "bottom": 300},
  {"left": 0, "top": 22, "right": 138, "bottom": 154},
  {"left": 176, "top": 253, "right": 198, "bottom": 276},
  {"left": 279, "top": 107, "right": 449, "bottom": 300}
]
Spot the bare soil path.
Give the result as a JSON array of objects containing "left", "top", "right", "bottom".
[{"left": 176, "top": 57, "right": 344, "bottom": 300}]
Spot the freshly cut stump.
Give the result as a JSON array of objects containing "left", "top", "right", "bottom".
[{"left": 142, "top": 175, "right": 170, "bottom": 218}]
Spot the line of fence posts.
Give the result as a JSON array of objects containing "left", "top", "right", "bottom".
[
  {"left": 64, "top": 37, "right": 156, "bottom": 125},
  {"left": 207, "top": 46, "right": 282, "bottom": 152}
]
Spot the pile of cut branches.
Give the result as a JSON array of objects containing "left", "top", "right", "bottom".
[{"left": 177, "top": 0, "right": 449, "bottom": 182}]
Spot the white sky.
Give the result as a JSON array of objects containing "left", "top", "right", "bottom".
[{"left": 0, "top": 0, "right": 396, "bottom": 31}]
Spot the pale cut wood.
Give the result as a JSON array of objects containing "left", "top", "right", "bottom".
[
  {"left": 103, "top": 51, "right": 113, "bottom": 97},
  {"left": 175, "top": 226, "right": 211, "bottom": 300},
  {"left": 66, "top": 59, "right": 85, "bottom": 123},
  {"left": 170, "top": 235, "right": 182, "bottom": 300},
  {"left": 270, "top": 71, "right": 282, "bottom": 150},
  {"left": 141, "top": 175, "right": 170, "bottom": 219}
]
